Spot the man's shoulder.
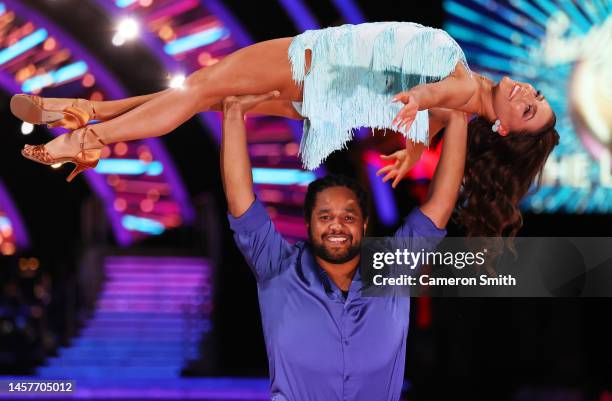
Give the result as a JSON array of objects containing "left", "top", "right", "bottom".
[{"left": 394, "top": 207, "right": 447, "bottom": 239}]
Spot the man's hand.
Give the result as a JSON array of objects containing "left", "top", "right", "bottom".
[{"left": 223, "top": 91, "right": 280, "bottom": 114}]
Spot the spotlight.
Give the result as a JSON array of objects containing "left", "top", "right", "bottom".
[
  {"left": 112, "top": 33, "right": 126, "bottom": 47},
  {"left": 112, "top": 17, "right": 139, "bottom": 46},
  {"left": 21, "top": 122, "right": 34, "bottom": 135},
  {"left": 169, "top": 74, "right": 185, "bottom": 89},
  {"left": 118, "top": 18, "right": 139, "bottom": 39}
]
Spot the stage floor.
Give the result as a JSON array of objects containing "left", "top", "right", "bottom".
[{"left": 0, "top": 377, "right": 270, "bottom": 400}]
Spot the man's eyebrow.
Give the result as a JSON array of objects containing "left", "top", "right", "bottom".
[{"left": 316, "top": 208, "right": 331, "bottom": 214}]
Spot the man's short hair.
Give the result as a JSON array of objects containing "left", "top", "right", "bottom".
[{"left": 304, "top": 174, "right": 369, "bottom": 222}]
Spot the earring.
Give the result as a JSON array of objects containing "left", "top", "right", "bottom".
[{"left": 491, "top": 119, "right": 501, "bottom": 133}]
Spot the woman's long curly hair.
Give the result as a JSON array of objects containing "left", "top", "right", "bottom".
[{"left": 456, "top": 115, "right": 559, "bottom": 238}]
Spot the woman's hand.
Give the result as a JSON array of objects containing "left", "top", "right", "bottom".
[
  {"left": 376, "top": 142, "right": 425, "bottom": 188},
  {"left": 392, "top": 91, "right": 420, "bottom": 132},
  {"left": 223, "top": 91, "right": 280, "bottom": 114}
]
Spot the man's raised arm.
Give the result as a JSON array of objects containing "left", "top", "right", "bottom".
[
  {"left": 419, "top": 111, "right": 468, "bottom": 229},
  {"left": 221, "top": 91, "right": 280, "bottom": 217}
]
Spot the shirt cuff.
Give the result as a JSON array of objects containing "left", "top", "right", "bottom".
[
  {"left": 227, "top": 198, "right": 271, "bottom": 234},
  {"left": 405, "top": 208, "right": 447, "bottom": 238}
]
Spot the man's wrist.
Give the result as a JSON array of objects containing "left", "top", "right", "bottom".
[
  {"left": 446, "top": 113, "right": 468, "bottom": 135},
  {"left": 222, "top": 98, "right": 245, "bottom": 115}
]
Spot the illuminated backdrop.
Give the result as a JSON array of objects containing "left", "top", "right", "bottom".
[
  {"left": 0, "top": 1, "right": 194, "bottom": 245},
  {"left": 94, "top": 0, "right": 317, "bottom": 241},
  {"left": 444, "top": 0, "right": 612, "bottom": 213}
]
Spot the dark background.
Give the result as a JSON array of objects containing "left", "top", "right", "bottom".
[{"left": 1, "top": 1, "right": 610, "bottom": 400}]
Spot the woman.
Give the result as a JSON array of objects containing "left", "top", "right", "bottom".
[
  {"left": 13, "top": 21, "right": 558, "bottom": 220},
  {"left": 378, "top": 110, "right": 558, "bottom": 238}
]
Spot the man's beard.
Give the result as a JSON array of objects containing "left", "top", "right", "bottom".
[{"left": 309, "top": 231, "right": 362, "bottom": 264}]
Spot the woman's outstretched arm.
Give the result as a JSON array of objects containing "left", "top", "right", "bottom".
[{"left": 392, "top": 63, "right": 477, "bottom": 131}]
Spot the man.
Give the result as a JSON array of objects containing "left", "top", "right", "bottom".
[{"left": 221, "top": 91, "right": 467, "bottom": 401}]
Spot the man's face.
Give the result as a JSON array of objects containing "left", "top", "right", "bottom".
[{"left": 307, "top": 186, "right": 368, "bottom": 264}]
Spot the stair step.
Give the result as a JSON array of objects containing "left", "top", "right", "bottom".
[
  {"left": 72, "top": 338, "right": 194, "bottom": 347},
  {"left": 95, "top": 304, "right": 204, "bottom": 314},
  {"left": 86, "top": 318, "right": 189, "bottom": 326},
  {"left": 76, "top": 333, "right": 204, "bottom": 341},
  {"left": 80, "top": 324, "right": 209, "bottom": 335},
  {"left": 47, "top": 355, "right": 187, "bottom": 363},
  {"left": 105, "top": 266, "right": 207, "bottom": 274},
  {"left": 92, "top": 312, "right": 190, "bottom": 320},
  {"left": 45, "top": 357, "right": 185, "bottom": 368},
  {"left": 98, "top": 290, "right": 210, "bottom": 297},
  {"left": 105, "top": 256, "right": 207, "bottom": 265},
  {"left": 37, "top": 366, "right": 182, "bottom": 379},
  {"left": 106, "top": 270, "right": 207, "bottom": 280},
  {"left": 95, "top": 295, "right": 208, "bottom": 303},
  {"left": 58, "top": 348, "right": 198, "bottom": 359}
]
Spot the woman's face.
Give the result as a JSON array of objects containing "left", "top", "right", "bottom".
[{"left": 492, "top": 76, "right": 553, "bottom": 134}]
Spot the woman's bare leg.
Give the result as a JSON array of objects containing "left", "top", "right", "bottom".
[
  {"left": 42, "top": 38, "right": 301, "bottom": 158},
  {"left": 40, "top": 90, "right": 170, "bottom": 121},
  {"left": 92, "top": 90, "right": 171, "bottom": 120}
]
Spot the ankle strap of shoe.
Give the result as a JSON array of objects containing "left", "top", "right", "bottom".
[
  {"left": 89, "top": 101, "right": 97, "bottom": 120},
  {"left": 73, "top": 99, "right": 96, "bottom": 119},
  {"left": 80, "top": 126, "right": 106, "bottom": 149}
]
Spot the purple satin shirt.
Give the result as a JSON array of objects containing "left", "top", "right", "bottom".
[{"left": 228, "top": 199, "right": 446, "bottom": 401}]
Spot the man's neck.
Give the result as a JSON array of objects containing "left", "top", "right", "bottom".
[{"left": 315, "top": 255, "right": 359, "bottom": 292}]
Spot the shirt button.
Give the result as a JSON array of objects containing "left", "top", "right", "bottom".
[
  {"left": 343, "top": 339, "right": 349, "bottom": 345},
  {"left": 344, "top": 375, "right": 349, "bottom": 381}
]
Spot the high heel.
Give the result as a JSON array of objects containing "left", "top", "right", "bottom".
[
  {"left": 10, "top": 94, "right": 96, "bottom": 130},
  {"left": 21, "top": 126, "right": 106, "bottom": 182}
]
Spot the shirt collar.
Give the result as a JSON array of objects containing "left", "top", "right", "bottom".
[{"left": 302, "top": 243, "right": 363, "bottom": 300}]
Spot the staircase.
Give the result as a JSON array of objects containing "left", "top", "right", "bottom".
[{"left": 37, "top": 255, "right": 212, "bottom": 380}]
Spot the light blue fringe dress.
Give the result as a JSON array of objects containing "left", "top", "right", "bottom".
[{"left": 288, "top": 21, "right": 470, "bottom": 170}]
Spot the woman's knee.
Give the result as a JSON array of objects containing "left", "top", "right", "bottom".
[
  {"left": 183, "top": 68, "right": 221, "bottom": 110},
  {"left": 184, "top": 67, "right": 212, "bottom": 91}
]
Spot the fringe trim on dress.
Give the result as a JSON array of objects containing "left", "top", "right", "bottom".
[{"left": 288, "top": 22, "right": 470, "bottom": 170}]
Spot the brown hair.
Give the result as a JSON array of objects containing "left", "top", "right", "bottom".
[{"left": 456, "top": 115, "right": 559, "bottom": 238}]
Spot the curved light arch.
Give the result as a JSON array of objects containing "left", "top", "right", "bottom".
[
  {"left": 94, "top": 0, "right": 317, "bottom": 240},
  {"left": 0, "top": 0, "right": 194, "bottom": 245},
  {"left": 330, "top": 0, "right": 366, "bottom": 24},
  {"left": 276, "top": 0, "right": 319, "bottom": 31}
]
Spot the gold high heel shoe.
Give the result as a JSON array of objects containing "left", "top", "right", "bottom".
[
  {"left": 21, "top": 126, "right": 106, "bottom": 182},
  {"left": 10, "top": 94, "right": 96, "bottom": 130}
]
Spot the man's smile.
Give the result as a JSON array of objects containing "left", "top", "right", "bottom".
[{"left": 323, "top": 234, "right": 350, "bottom": 244}]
